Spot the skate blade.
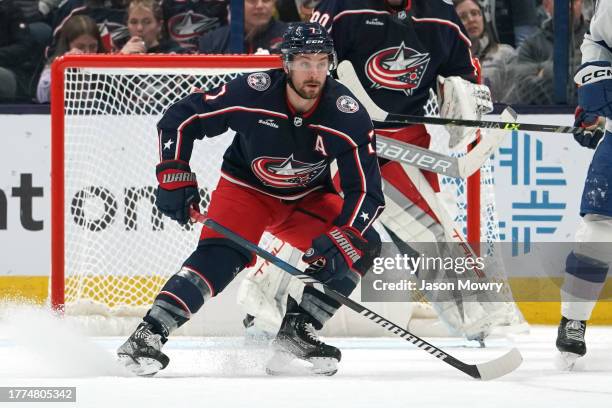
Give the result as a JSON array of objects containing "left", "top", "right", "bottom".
[
  {"left": 554, "top": 352, "right": 583, "bottom": 371},
  {"left": 117, "top": 354, "right": 163, "bottom": 376},
  {"left": 265, "top": 351, "right": 338, "bottom": 376}
]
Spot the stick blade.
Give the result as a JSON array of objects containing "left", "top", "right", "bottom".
[
  {"left": 500, "top": 106, "right": 518, "bottom": 122},
  {"left": 475, "top": 348, "right": 522, "bottom": 380},
  {"left": 337, "top": 60, "right": 388, "bottom": 121}
]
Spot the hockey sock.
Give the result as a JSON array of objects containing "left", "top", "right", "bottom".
[
  {"left": 561, "top": 251, "right": 608, "bottom": 321},
  {"left": 296, "top": 276, "right": 358, "bottom": 329},
  {"left": 147, "top": 243, "right": 249, "bottom": 336}
]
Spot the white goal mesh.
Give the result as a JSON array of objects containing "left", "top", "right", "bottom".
[{"left": 51, "top": 55, "right": 518, "bottom": 336}]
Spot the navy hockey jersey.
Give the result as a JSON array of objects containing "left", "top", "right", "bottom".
[
  {"left": 162, "top": 0, "right": 229, "bottom": 51},
  {"left": 157, "top": 70, "right": 385, "bottom": 233},
  {"left": 52, "top": 1, "right": 128, "bottom": 52},
  {"left": 312, "top": 0, "right": 478, "bottom": 118}
]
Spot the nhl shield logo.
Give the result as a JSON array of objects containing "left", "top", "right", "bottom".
[
  {"left": 336, "top": 95, "right": 359, "bottom": 113},
  {"left": 294, "top": 117, "right": 303, "bottom": 127},
  {"left": 247, "top": 72, "right": 272, "bottom": 91},
  {"left": 365, "top": 42, "right": 431, "bottom": 95}
]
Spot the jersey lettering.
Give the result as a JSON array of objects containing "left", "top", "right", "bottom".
[{"left": 314, "top": 135, "right": 328, "bottom": 156}]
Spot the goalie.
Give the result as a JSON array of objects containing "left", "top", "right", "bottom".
[{"left": 239, "top": 0, "right": 524, "bottom": 343}]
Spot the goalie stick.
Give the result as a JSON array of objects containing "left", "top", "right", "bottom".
[
  {"left": 337, "top": 60, "right": 581, "bottom": 135},
  {"left": 376, "top": 128, "right": 506, "bottom": 179},
  {"left": 189, "top": 209, "right": 523, "bottom": 380}
]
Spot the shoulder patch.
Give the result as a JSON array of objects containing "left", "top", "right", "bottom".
[
  {"left": 336, "top": 95, "right": 359, "bottom": 114},
  {"left": 247, "top": 72, "right": 271, "bottom": 91}
]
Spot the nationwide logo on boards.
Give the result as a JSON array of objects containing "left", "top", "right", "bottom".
[{"left": 365, "top": 42, "right": 431, "bottom": 95}]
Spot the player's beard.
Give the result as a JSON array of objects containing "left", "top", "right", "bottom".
[{"left": 288, "top": 74, "right": 323, "bottom": 100}]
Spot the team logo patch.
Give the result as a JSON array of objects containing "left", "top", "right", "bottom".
[
  {"left": 365, "top": 42, "right": 431, "bottom": 95},
  {"left": 251, "top": 154, "right": 327, "bottom": 188},
  {"left": 336, "top": 95, "right": 359, "bottom": 113},
  {"left": 247, "top": 72, "right": 271, "bottom": 91}
]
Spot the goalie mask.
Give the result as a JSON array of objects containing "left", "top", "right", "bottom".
[{"left": 280, "top": 22, "right": 338, "bottom": 72}]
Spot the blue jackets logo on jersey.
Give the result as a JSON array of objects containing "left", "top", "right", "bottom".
[
  {"left": 365, "top": 42, "right": 431, "bottom": 95},
  {"left": 251, "top": 155, "right": 327, "bottom": 188},
  {"left": 247, "top": 72, "right": 272, "bottom": 91},
  {"left": 336, "top": 95, "right": 359, "bottom": 113}
]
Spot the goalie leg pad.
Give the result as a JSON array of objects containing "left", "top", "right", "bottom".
[{"left": 380, "top": 162, "right": 522, "bottom": 338}]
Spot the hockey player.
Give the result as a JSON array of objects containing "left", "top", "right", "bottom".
[
  {"left": 240, "top": 0, "right": 520, "bottom": 342},
  {"left": 556, "top": 0, "right": 612, "bottom": 370},
  {"left": 117, "top": 22, "right": 384, "bottom": 376}
]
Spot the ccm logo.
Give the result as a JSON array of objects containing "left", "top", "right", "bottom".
[
  {"left": 376, "top": 140, "right": 452, "bottom": 174},
  {"left": 579, "top": 67, "right": 612, "bottom": 85}
]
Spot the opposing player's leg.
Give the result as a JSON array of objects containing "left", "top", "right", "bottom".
[
  {"left": 556, "top": 131, "right": 612, "bottom": 370},
  {"left": 265, "top": 192, "right": 380, "bottom": 375},
  {"left": 117, "top": 179, "right": 281, "bottom": 375}
]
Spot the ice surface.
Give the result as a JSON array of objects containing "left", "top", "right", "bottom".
[{"left": 0, "top": 306, "right": 610, "bottom": 408}]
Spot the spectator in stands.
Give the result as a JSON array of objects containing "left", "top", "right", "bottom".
[
  {"left": 536, "top": 0, "right": 552, "bottom": 26},
  {"left": 0, "top": 0, "right": 38, "bottom": 102},
  {"left": 198, "top": 0, "right": 286, "bottom": 54},
  {"left": 36, "top": 15, "right": 104, "bottom": 103},
  {"left": 120, "top": 0, "right": 184, "bottom": 54},
  {"left": 509, "top": 0, "right": 588, "bottom": 105},
  {"left": 51, "top": 0, "right": 129, "bottom": 53},
  {"left": 163, "top": 0, "right": 229, "bottom": 52},
  {"left": 455, "top": 0, "right": 516, "bottom": 102},
  {"left": 482, "top": 0, "right": 539, "bottom": 48},
  {"left": 13, "top": 0, "right": 60, "bottom": 48},
  {"left": 277, "top": 0, "right": 320, "bottom": 23}
]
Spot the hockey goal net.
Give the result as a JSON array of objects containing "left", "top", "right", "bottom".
[{"left": 50, "top": 54, "right": 519, "bottom": 336}]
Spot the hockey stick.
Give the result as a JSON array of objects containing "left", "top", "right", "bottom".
[
  {"left": 376, "top": 129, "right": 505, "bottom": 178},
  {"left": 337, "top": 60, "right": 581, "bottom": 134},
  {"left": 189, "top": 209, "right": 523, "bottom": 380}
]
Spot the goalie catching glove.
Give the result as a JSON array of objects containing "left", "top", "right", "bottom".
[
  {"left": 155, "top": 160, "right": 200, "bottom": 225},
  {"left": 437, "top": 75, "right": 494, "bottom": 151},
  {"left": 302, "top": 226, "right": 380, "bottom": 284}
]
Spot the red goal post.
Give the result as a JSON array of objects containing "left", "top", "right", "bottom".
[{"left": 49, "top": 54, "right": 486, "bottom": 317}]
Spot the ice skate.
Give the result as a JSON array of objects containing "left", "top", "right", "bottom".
[
  {"left": 555, "top": 317, "right": 587, "bottom": 371},
  {"left": 117, "top": 322, "right": 170, "bottom": 376},
  {"left": 266, "top": 313, "right": 341, "bottom": 376}
]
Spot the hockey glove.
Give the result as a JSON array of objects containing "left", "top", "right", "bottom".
[
  {"left": 155, "top": 160, "right": 200, "bottom": 225},
  {"left": 574, "top": 61, "right": 612, "bottom": 120},
  {"left": 302, "top": 226, "right": 368, "bottom": 284},
  {"left": 437, "top": 75, "right": 493, "bottom": 151},
  {"left": 573, "top": 107, "right": 604, "bottom": 149}
]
